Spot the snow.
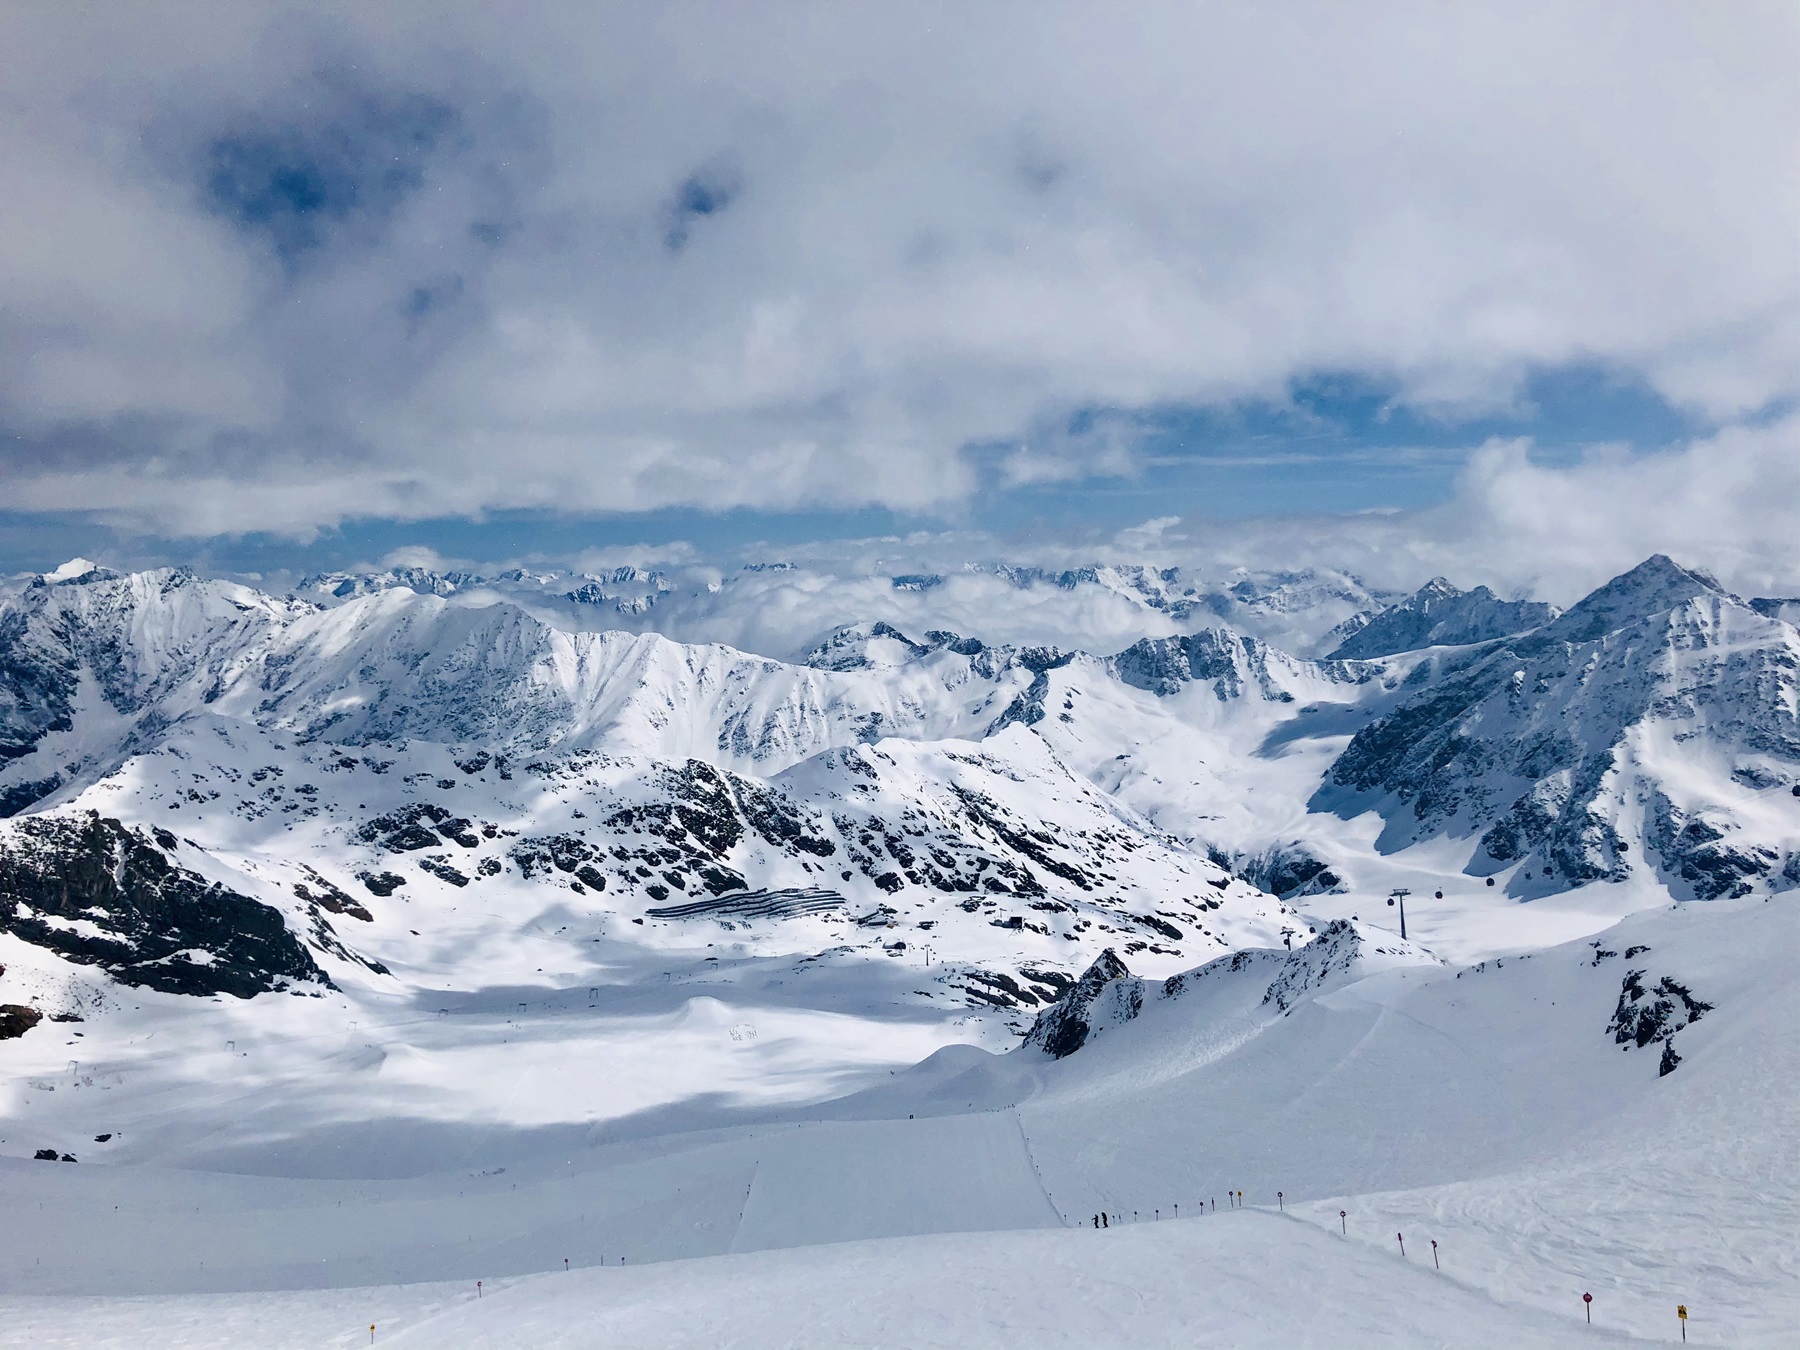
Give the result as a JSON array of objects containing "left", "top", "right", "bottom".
[
  {"left": 1, "top": 557, "right": 1797, "bottom": 1346},
  {"left": 0, "top": 1215, "right": 1654, "bottom": 1349},
  {"left": 2, "top": 894, "right": 1794, "bottom": 1343}
]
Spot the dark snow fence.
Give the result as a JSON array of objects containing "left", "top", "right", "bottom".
[{"left": 644, "top": 886, "right": 847, "bottom": 921}]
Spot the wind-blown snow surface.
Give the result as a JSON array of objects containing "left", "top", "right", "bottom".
[{"left": 2, "top": 555, "right": 1799, "bottom": 1346}]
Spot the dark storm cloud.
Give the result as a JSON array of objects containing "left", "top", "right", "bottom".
[{"left": 0, "top": 0, "right": 1795, "bottom": 562}]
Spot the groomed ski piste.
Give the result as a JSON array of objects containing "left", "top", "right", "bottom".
[{"left": 3, "top": 891, "right": 1795, "bottom": 1348}]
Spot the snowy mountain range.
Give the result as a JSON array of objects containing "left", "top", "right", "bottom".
[
  {"left": 2, "top": 552, "right": 1797, "bottom": 1017},
  {"left": 4, "top": 550, "right": 1800, "bottom": 1345},
  {"left": 291, "top": 557, "right": 1398, "bottom": 662}
]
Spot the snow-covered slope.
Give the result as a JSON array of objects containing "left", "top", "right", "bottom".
[
  {"left": 1321, "top": 555, "right": 1800, "bottom": 899},
  {"left": 3, "top": 892, "right": 1794, "bottom": 1345}
]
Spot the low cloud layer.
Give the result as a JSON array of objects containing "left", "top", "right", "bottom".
[
  {"left": 1, "top": 2, "right": 1796, "bottom": 564},
  {"left": 1130, "top": 414, "right": 1800, "bottom": 603}
]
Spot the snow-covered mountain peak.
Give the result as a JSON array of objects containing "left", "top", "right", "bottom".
[
  {"left": 41, "top": 557, "right": 110, "bottom": 585},
  {"left": 802, "top": 621, "right": 935, "bottom": 672},
  {"left": 1323, "top": 555, "right": 1800, "bottom": 900},
  {"left": 1328, "top": 576, "right": 1558, "bottom": 659},
  {"left": 1540, "top": 553, "right": 1726, "bottom": 645}
]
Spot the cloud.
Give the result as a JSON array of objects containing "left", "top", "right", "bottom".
[
  {"left": 0, "top": 1, "right": 1795, "bottom": 544},
  {"left": 1081, "top": 416, "right": 1800, "bottom": 604}
]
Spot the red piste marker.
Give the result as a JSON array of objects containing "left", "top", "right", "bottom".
[
  {"left": 1277, "top": 1191, "right": 1284, "bottom": 1212},
  {"left": 1583, "top": 1292, "right": 1593, "bottom": 1324},
  {"left": 1339, "top": 1209, "right": 1346, "bottom": 1235}
]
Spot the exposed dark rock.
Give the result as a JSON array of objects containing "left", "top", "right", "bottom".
[
  {"left": 1023, "top": 948, "right": 1132, "bottom": 1059},
  {"left": 1018, "top": 966, "right": 1074, "bottom": 1000},
  {"left": 357, "top": 803, "right": 452, "bottom": 852},
  {"left": 1323, "top": 557, "right": 1798, "bottom": 886},
  {"left": 293, "top": 872, "right": 373, "bottom": 922},
  {"left": 357, "top": 870, "right": 407, "bottom": 897},
  {"left": 0, "top": 775, "right": 64, "bottom": 818},
  {"left": 1130, "top": 913, "right": 1183, "bottom": 941},
  {"left": 738, "top": 781, "right": 836, "bottom": 857},
  {"left": 1229, "top": 843, "right": 1343, "bottom": 900},
  {"left": 512, "top": 833, "right": 609, "bottom": 884},
  {"left": 1608, "top": 968, "right": 1713, "bottom": 1061},
  {"left": 0, "top": 812, "right": 330, "bottom": 997},
  {"left": 435, "top": 817, "right": 481, "bottom": 849},
  {"left": 418, "top": 857, "right": 470, "bottom": 887},
  {"left": 962, "top": 969, "right": 1042, "bottom": 1008},
  {"left": 1262, "top": 920, "right": 1363, "bottom": 1013},
  {"left": 1647, "top": 794, "right": 1773, "bottom": 900},
  {"left": 950, "top": 787, "right": 1078, "bottom": 891},
  {"left": 0, "top": 1003, "right": 43, "bottom": 1039},
  {"left": 984, "top": 648, "right": 1073, "bottom": 729}
]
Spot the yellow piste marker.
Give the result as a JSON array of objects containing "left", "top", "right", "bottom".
[{"left": 1677, "top": 1305, "right": 1688, "bottom": 1343}]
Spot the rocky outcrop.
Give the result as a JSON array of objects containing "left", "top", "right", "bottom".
[
  {"left": 1261, "top": 920, "right": 1365, "bottom": 1013},
  {"left": 1023, "top": 949, "right": 1134, "bottom": 1059},
  {"left": 0, "top": 812, "right": 330, "bottom": 998},
  {"left": 1223, "top": 842, "right": 1343, "bottom": 900},
  {"left": 1607, "top": 966, "right": 1713, "bottom": 1076},
  {"left": 1645, "top": 793, "right": 1778, "bottom": 901},
  {"left": 0, "top": 1003, "right": 43, "bottom": 1039}
]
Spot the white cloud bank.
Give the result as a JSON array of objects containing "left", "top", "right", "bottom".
[{"left": 0, "top": 1, "right": 1795, "bottom": 575}]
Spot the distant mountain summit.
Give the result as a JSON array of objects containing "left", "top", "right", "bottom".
[
  {"left": 1328, "top": 576, "right": 1558, "bottom": 658},
  {"left": 1322, "top": 554, "right": 1800, "bottom": 899}
]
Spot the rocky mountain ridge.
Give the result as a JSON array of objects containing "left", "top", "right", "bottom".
[{"left": 0, "top": 552, "right": 1796, "bottom": 1027}]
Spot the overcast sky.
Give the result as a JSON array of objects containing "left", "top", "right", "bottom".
[{"left": 2, "top": 1, "right": 1797, "bottom": 596}]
